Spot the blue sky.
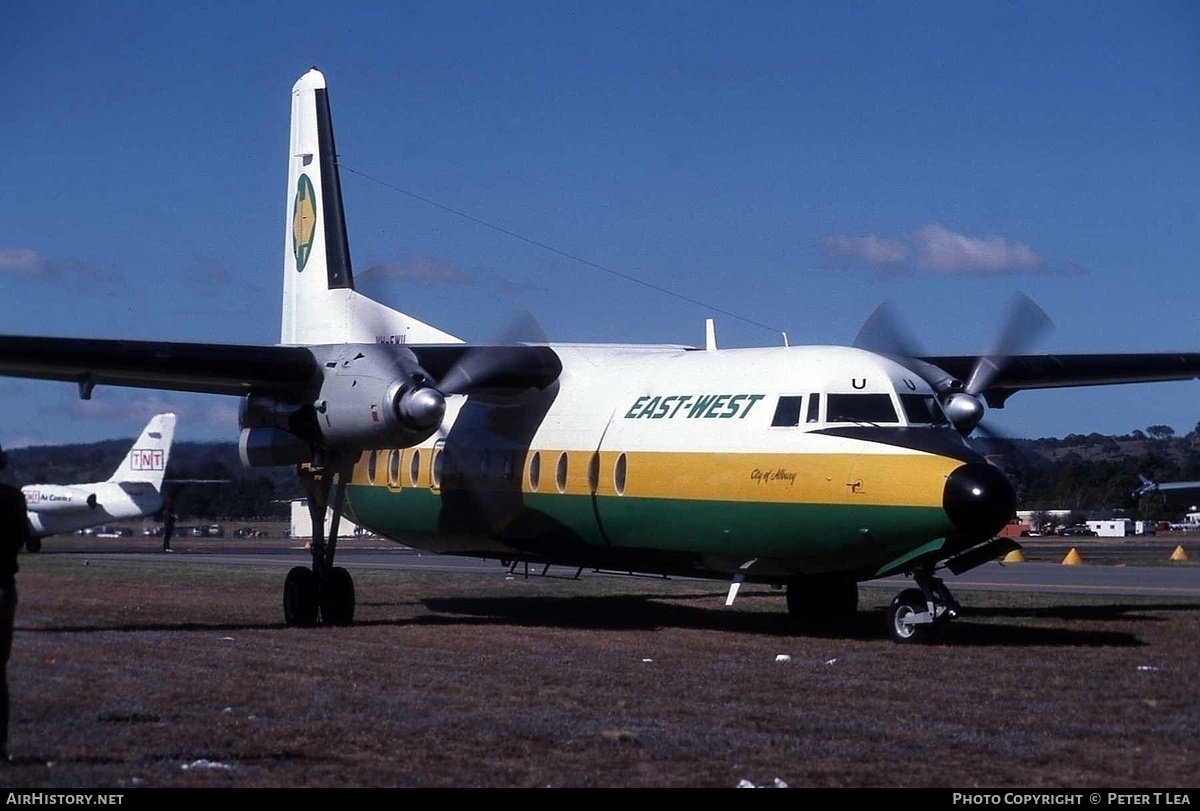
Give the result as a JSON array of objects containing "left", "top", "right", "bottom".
[{"left": 2, "top": 1, "right": 1198, "bottom": 447}]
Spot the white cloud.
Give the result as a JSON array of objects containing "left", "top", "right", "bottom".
[
  {"left": 820, "top": 223, "right": 1053, "bottom": 277},
  {"left": 820, "top": 234, "right": 908, "bottom": 266},
  {"left": 0, "top": 247, "right": 45, "bottom": 276},
  {"left": 360, "top": 253, "right": 471, "bottom": 287},
  {"left": 0, "top": 246, "right": 119, "bottom": 283},
  {"left": 62, "top": 393, "right": 238, "bottom": 436},
  {"left": 911, "top": 223, "right": 1042, "bottom": 274}
]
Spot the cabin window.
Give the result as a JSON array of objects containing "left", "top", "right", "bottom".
[
  {"left": 366, "top": 450, "right": 379, "bottom": 485},
  {"left": 825, "top": 393, "right": 899, "bottom": 424},
  {"left": 503, "top": 451, "right": 516, "bottom": 481},
  {"left": 899, "top": 394, "right": 950, "bottom": 426},
  {"left": 388, "top": 450, "right": 401, "bottom": 487},
  {"left": 555, "top": 452, "right": 568, "bottom": 493},
  {"left": 771, "top": 396, "right": 804, "bottom": 427},
  {"left": 587, "top": 452, "right": 600, "bottom": 494},
  {"left": 529, "top": 451, "right": 541, "bottom": 492},
  {"left": 478, "top": 450, "right": 490, "bottom": 477},
  {"left": 432, "top": 448, "right": 444, "bottom": 488},
  {"left": 806, "top": 393, "right": 821, "bottom": 423},
  {"left": 614, "top": 453, "right": 627, "bottom": 496},
  {"left": 409, "top": 449, "right": 421, "bottom": 486}
]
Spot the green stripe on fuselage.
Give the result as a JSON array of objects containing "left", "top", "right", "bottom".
[{"left": 345, "top": 482, "right": 952, "bottom": 570}]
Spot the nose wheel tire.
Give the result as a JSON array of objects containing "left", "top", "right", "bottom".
[{"left": 887, "top": 588, "right": 937, "bottom": 644}]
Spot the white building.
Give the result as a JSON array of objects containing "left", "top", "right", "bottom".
[{"left": 288, "top": 499, "right": 370, "bottom": 540}]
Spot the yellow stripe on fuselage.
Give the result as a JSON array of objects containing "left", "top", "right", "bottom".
[
  {"left": 610, "top": 450, "right": 957, "bottom": 506},
  {"left": 351, "top": 446, "right": 960, "bottom": 509}
]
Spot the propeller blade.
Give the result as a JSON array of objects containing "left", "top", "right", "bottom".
[
  {"left": 434, "top": 305, "right": 552, "bottom": 394},
  {"left": 965, "top": 292, "right": 1054, "bottom": 396},
  {"left": 853, "top": 300, "right": 924, "bottom": 358},
  {"left": 436, "top": 345, "right": 561, "bottom": 397}
]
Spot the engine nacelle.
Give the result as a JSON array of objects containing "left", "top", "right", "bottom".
[
  {"left": 237, "top": 345, "right": 448, "bottom": 466},
  {"left": 23, "top": 486, "right": 98, "bottom": 514},
  {"left": 239, "top": 427, "right": 313, "bottom": 468}
]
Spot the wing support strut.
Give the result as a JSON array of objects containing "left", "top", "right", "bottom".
[{"left": 725, "top": 558, "right": 757, "bottom": 606}]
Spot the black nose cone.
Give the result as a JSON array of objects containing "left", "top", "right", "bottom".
[{"left": 943, "top": 462, "right": 1017, "bottom": 539}]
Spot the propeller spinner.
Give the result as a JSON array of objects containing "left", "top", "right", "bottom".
[{"left": 854, "top": 293, "right": 1054, "bottom": 436}]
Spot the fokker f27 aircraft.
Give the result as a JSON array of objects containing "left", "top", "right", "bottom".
[
  {"left": 21, "top": 413, "right": 176, "bottom": 552},
  {"left": 3, "top": 69, "right": 1200, "bottom": 642}
]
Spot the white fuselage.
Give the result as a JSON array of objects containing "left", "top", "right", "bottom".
[{"left": 24, "top": 480, "right": 164, "bottom": 539}]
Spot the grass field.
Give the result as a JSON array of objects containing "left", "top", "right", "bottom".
[{"left": 1, "top": 552, "right": 1198, "bottom": 789}]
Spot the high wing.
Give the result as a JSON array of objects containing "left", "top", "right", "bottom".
[
  {"left": 918, "top": 352, "right": 1200, "bottom": 409},
  {"left": 0, "top": 337, "right": 319, "bottom": 398},
  {"left": 0, "top": 337, "right": 558, "bottom": 401}
]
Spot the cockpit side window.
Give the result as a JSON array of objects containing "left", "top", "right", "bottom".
[
  {"left": 826, "top": 393, "right": 899, "bottom": 424},
  {"left": 771, "top": 396, "right": 804, "bottom": 427},
  {"left": 899, "top": 393, "right": 950, "bottom": 426},
  {"left": 806, "top": 393, "right": 820, "bottom": 423}
]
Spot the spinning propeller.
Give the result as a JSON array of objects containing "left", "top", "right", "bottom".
[
  {"left": 854, "top": 292, "right": 1054, "bottom": 437},
  {"left": 351, "top": 302, "right": 561, "bottom": 447}
]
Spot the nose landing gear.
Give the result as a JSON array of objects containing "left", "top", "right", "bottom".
[{"left": 886, "top": 565, "right": 959, "bottom": 644}]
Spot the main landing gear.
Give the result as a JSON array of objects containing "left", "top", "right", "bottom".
[
  {"left": 283, "top": 457, "right": 356, "bottom": 627},
  {"left": 885, "top": 563, "right": 959, "bottom": 644}
]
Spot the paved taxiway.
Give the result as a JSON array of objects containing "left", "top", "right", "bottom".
[{"left": 26, "top": 535, "right": 1200, "bottom": 599}]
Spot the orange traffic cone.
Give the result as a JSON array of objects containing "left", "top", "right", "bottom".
[
  {"left": 1003, "top": 548, "right": 1026, "bottom": 563},
  {"left": 1062, "top": 547, "right": 1083, "bottom": 565},
  {"left": 1170, "top": 545, "right": 1189, "bottom": 562}
]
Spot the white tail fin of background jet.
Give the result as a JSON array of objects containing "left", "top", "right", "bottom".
[
  {"left": 106, "top": 412, "right": 176, "bottom": 487},
  {"left": 282, "top": 68, "right": 461, "bottom": 347}
]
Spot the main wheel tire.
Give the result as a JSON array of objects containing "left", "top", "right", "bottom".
[
  {"left": 887, "top": 587, "right": 936, "bottom": 644},
  {"left": 319, "top": 566, "right": 356, "bottom": 626},
  {"left": 283, "top": 566, "right": 319, "bottom": 628}
]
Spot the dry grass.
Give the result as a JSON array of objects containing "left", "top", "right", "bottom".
[{"left": 1, "top": 553, "right": 1198, "bottom": 789}]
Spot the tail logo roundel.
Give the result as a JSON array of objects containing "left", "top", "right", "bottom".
[{"left": 291, "top": 173, "right": 317, "bottom": 272}]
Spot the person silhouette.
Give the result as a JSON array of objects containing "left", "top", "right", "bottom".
[{"left": 0, "top": 445, "right": 31, "bottom": 762}]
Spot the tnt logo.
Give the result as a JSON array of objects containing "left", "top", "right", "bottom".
[{"left": 130, "top": 449, "right": 165, "bottom": 471}]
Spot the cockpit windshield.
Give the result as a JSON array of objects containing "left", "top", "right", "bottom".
[
  {"left": 899, "top": 393, "right": 950, "bottom": 426},
  {"left": 825, "top": 393, "right": 899, "bottom": 424}
]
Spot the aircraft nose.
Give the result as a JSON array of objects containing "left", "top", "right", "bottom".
[{"left": 942, "top": 462, "right": 1017, "bottom": 539}]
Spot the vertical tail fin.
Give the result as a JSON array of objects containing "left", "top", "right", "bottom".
[
  {"left": 107, "top": 413, "right": 176, "bottom": 489},
  {"left": 282, "top": 68, "right": 460, "bottom": 346}
]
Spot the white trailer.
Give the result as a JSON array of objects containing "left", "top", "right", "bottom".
[{"left": 1086, "top": 519, "right": 1132, "bottom": 538}]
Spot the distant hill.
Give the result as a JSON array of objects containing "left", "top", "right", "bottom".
[{"left": 971, "top": 431, "right": 1200, "bottom": 517}]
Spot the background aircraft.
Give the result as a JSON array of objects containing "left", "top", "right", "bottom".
[
  {"left": 1132, "top": 474, "right": 1200, "bottom": 510},
  {"left": 21, "top": 413, "right": 176, "bottom": 552},
  {"left": 1, "top": 70, "right": 1199, "bottom": 643}
]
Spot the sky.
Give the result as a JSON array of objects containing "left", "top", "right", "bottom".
[{"left": 2, "top": 1, "right": 1199, "bottom": 447}]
